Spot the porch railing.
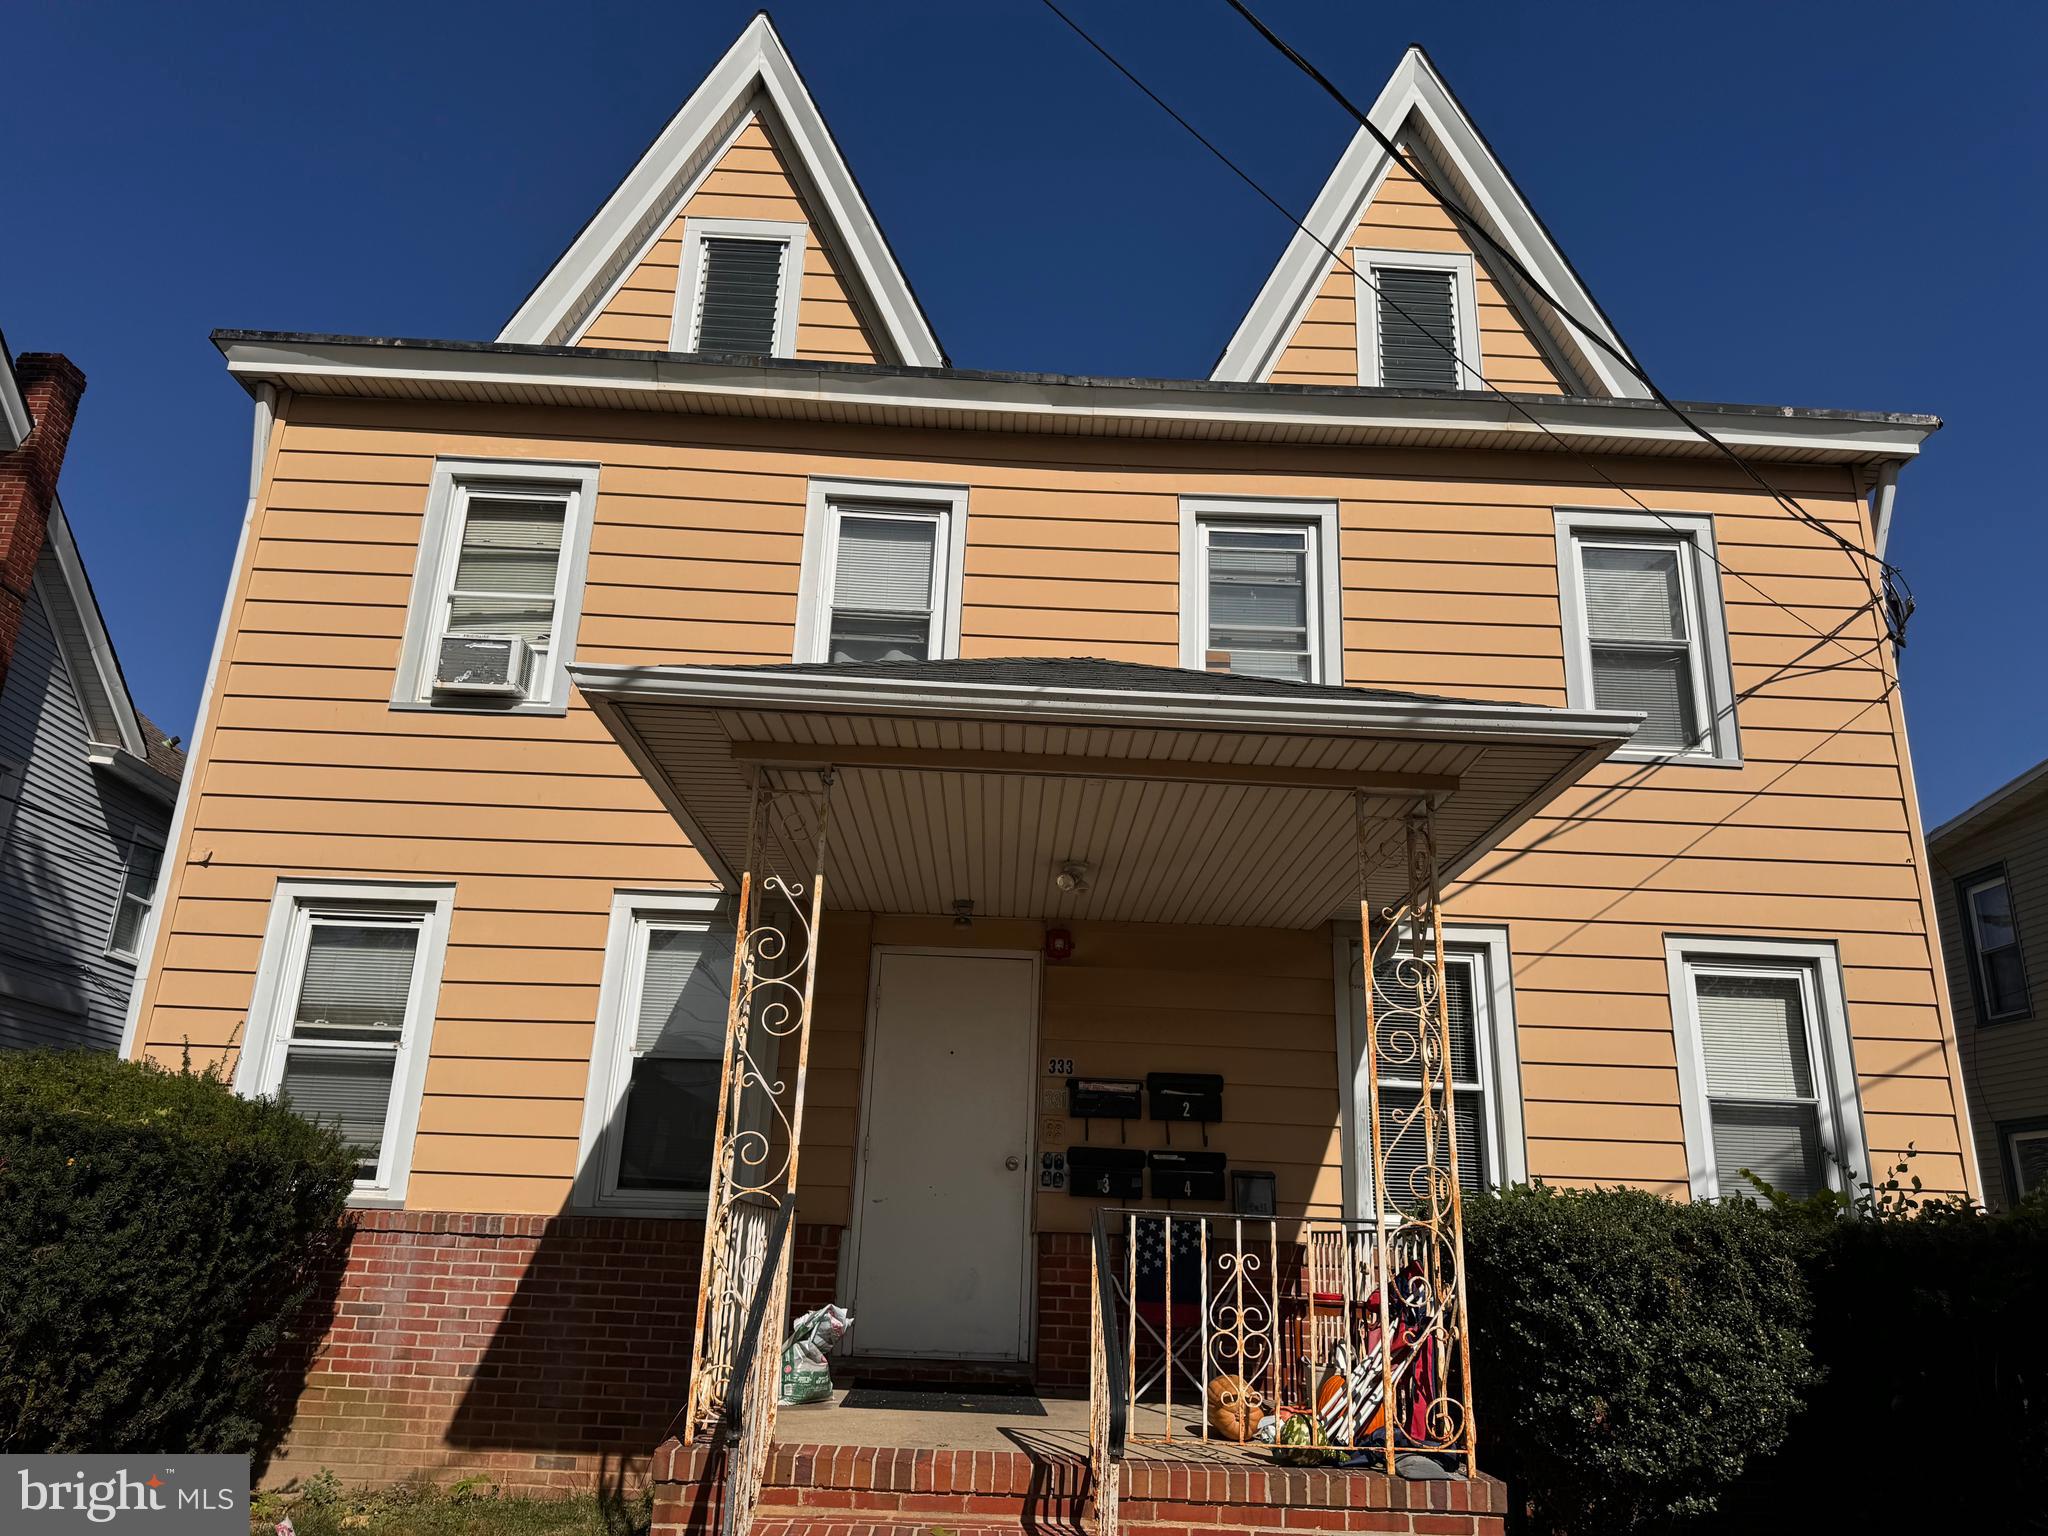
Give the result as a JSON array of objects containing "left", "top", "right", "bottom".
[
  {"left": 718, "top": 1196, "right": 795, "bottom": 1536},
  {"left": 1093, "top": 1209, "right": 1473, "bottom": 1474},
  {"left": 1088, "top": 1210, "right": 1129, "bottom": 1536}
]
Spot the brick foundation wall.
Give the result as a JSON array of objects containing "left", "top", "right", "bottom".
[
  {"left": 1034, "top": 1231, "right": 1090, "bottom": 1391},
  {"left": 267, "top": 1211, "right": 846, "bottom": 1493}
]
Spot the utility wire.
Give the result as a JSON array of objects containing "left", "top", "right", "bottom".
[
  {"left": 1036, "top": 0, "right": 1895, "bottom": 698},
  {"left": 1221, "top": 0, "right": 1910, "bottom": 644}
]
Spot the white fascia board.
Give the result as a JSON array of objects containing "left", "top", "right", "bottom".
[
  {"left": 219, "top": 335, "right": 1938, "bottom": 464},
  {"left": 0, "top": 346, "right": 28, "bottom": 450},
  {"left": 566, "top": 661, "right": 1646, "bottom": 749},
  {"left": 86, "top": 745, "right": 179, "bottom": 806},
  {"left": 42, "top": 498, "right": 148, "bottom": 758},
  {"left": 1927, "top": 755, "right": 2048, "bottom": 852},
  {"left": 1210, "top": 47, "right": 1645, "bottom": 400},
  {"left": 497, "top": 15, "right": 941, "bottom": 367}
]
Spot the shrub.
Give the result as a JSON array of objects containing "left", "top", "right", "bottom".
[
  {"left": 0, "top": 1049, "right": 357, "bottom": 1454},
  {"left": 1461, "top": 1183, "right": 1814, "bottom": 1534}
]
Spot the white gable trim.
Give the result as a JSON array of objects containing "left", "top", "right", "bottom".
[
  {"left": 499, "top": 15, "right": 942, "bottom": 366},
  {"left": 38, "top": 499, "right": 148, "bottom": 760},
  {"left": 1211, "top": 47, "right": 1645, "bottom": 399}
]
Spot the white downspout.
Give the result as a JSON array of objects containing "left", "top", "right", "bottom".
[{"left": 1871, "top": 460, "right": 1901, "bottom": 564}]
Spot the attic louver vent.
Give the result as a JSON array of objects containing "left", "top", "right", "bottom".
[
  {"left": 1374, "top": 267, "right": 1460, "bottom": 390},
  {"left": 694, "top": 237, "right": 786, "bottom": 354}
]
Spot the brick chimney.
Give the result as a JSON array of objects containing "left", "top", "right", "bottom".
[{"left": 0, "top": 353, "right": 87, "bottom": 692}]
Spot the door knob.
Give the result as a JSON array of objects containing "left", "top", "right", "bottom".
[{"left": 1005, "top": 1155, "right": 1021, "bottom": 1171}]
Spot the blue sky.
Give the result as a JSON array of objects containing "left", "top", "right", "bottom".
[{"left": 3, "top": 0, "right": 2041, "bottom": 824}]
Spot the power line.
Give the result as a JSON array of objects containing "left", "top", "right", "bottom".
[
  {"left": 1220, "top": 0, "right": 1910, "bottom": 645},
  {"left": 1035, "top": 0, "right": 1896, "bottom": 695}
]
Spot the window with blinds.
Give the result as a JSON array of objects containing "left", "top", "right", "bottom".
[
  {"left": 1200, "top": 522, "right": 1317, "bottom": 682},
  {"left": 1963, "top": 871, "right": 2031, "bottom": 1021},
  {"left": 441, "top": 487, "right": 570, "bottom": 698},
  {"left": 826, "top": 508, "right": 943, "bottom": 663},
  {"left": 614, "top": 918, "right": 733, "bottom": 1193},
  {"left": 691, "top": 236, "right": 787, "bottom": 355},
  {"left": 1357, "top": 953, "right": 1491, "bottom": 1211},
  {"left": 1373, "top": 266, "right": 1461, "bottom": 390},
  {"left": 107, "top": 839, "right": 162, "bottom": 960},
  {"left": 276, "top": 914, "right": 427, "bottom": 1184},
  {"left": 1691, "top": 967, "right": 1830, "bottom": 1200},
  {"left": 1575, "top": 536, "right": 1708, "bottom": 753}
]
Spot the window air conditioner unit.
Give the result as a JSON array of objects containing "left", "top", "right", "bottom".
[{"left": 433, "top": 633, "right": 531, "bottom": 697}]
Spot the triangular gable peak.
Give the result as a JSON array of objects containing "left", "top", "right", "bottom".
[
  {"left": 499, "top": 14, "right": 943, "bottom": 366},
  {"left": 1213, "top": 47, "right": 1646, "bottom": 399}
]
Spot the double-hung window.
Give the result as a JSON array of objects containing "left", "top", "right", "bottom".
[
  {"left": 2006, "top": 1124, "right": 2048, "bottom": 1200},
  {"left": 1667, "top": 936, "right": 1864, "bottom": 1202},
  {"left": 1355, "top": 248, "right": 1480, "bottom": 391},
  {"left": 1344, "top": 930, "right": 1525, "bottom": 1219},
  {"left": 237, "top": 882, "right": 453, "bottom": 1201},
  {"left": 674, "top": 218, "right": 807, "bottom": 358},
  {"left": 1557, "top": 510, "right": 1738, "bottom": 762},
  {"left": 1959, "top": 867, "right": 2030, "bottom": 1022},
  {"left": 1181, "top": 499, "right": 1341, "bottom": 684},
  {"left": 106, "top": 836, "right": 163, "bottom": 961},
  {"left": 577, "top": 893, "right": 735, "bottom": 1213},
  {"left": 395, "top": 460, "right": 598, "bottom": 715},
  {"left": 797, "top": 480, "right": 965, "bottom": 665}
]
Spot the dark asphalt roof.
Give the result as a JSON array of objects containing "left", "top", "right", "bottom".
[{"left": 135, "top": 712, "right": 187, "bottom": 783}]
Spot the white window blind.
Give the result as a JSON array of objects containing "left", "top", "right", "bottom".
[
  {"left": 827, "top": 512, "right": 940, "bottom": 663},
  {"left": 1694, "top": 971, "right": 1826, "bottom": 1199},
  {"left": 694, "top": 237, "right": 786, "bottom": 354},
  {"left": 1362, "top": 956, "right": 1488, "bottom": 1208},
  {"left": 108, "top": 840, "right": 162, "bottom": 959},
  {"left": 1578, "top": 539, "right": 1703, "bottom": 752},
  {"left": 1203, "top": 524, "right": 1315, "bottom": 682},
  {"left": 279, "top": 917, "right": 426, "bottom": 1182},
  {"left": 1374, "top": 267, "right": 1460, "bottom": 390},
  {"left": 1965, "top": 873, "right": 2030, "bottom": 1020},
  {"left": 617, "top": 921, "right": 732, "bottom": 1193}
]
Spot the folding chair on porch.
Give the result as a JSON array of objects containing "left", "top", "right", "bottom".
[{"left": 1128, "top": 1216, "right": 1205, "bottom": 1408}]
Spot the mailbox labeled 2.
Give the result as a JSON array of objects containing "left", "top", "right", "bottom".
[
  {"left": 1148, "top": 1149, "right": 1227, "bottom": 1202},
  {"left": 1066, "top": 1145, "right": 1145, "bottom": 1199},
  {"left": 1147, "top": 1072, "right": 1223, "bottom": 1123}
]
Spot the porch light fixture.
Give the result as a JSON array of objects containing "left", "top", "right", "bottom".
[
  {"left": 1054, "top": 861, "right": 1091, "bottom": 894},
  {"left": 951, "top": 898, "right": 975, "bottom": 928}
]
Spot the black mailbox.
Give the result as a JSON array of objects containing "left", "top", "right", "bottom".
[
  {"left": 1147, "top": 1072, "right": 1223, "bottom": 1124},
  {"left": 1068, "top": 1145, "right": 1146, "bottom": 1199},
  {"left": 1149, "top": 1149, "right": 1227, "bottom": 1202},
  {"left": 1069, "top": 1077, "right": 1144, "bottom": 1119}
]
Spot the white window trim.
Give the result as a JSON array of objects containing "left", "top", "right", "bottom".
[
  {"left": 1354, "top": 247, "right": 1482, "bottom": 391},
  {"left": 1179, "top": 497, "right": 1342, "bottom": 685},
  {"left": 574, "top": 887, "right": 727, "bottom": 1218},
  {"left": 1555, "top": 507, "right": 1740, "bottom": 765},
  {"left": 392, "top": 458, "right": 600, "bottom": 717},
  {"left": 1334, "top": 923, "right": 1527, "bottom": 1223},
  {"left": 1664, "top": 933, "right": 1869, "bottom": 1202},
  {"left": 2007, "top": 1126, "right": 2048, "bottom": 1199},
  {"left": 795, "top": 477, "right": 968, "bottom": 664},
  {"left": 234, "top": 878, "right": 455, "bottom": 1207},
  {"left": 105, "top": 831, "right": 165, "bottom": 963},
  {"left": 672, "top": 216, "right": 808, "bottom": 358}
]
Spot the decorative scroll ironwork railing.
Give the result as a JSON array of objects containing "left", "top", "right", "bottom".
[
  {"left": 1086, "top": 798, "right": 1476, "bottom": 1478},
  {"left": 718, "top": 1198, "right": 795, "bottom": 1536},
  {"left": 685, "top": 770, "right": 836, "bottom": 1444},
  {"left": 1088, "top": 1211, "right": 1128, "bottom": 1536}
]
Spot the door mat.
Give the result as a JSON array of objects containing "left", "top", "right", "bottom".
[{"left": 839, "top": 1384, "right": 1048, "bottom": 1415}]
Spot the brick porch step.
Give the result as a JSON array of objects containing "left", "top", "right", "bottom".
[{"left": 754, "top": 1524, "right": 1035, "bottom": 1536}]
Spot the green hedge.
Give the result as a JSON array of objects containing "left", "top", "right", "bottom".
[
  {"left": 1462, "top": 1183, "right": 1815, "bottom": 1533},
  {"left": 1464, "top": 1178, "right": 2048, "bottom": 1533},
  {"left": 0, "top": 1050, "right": 357, "bottom": 1454}
]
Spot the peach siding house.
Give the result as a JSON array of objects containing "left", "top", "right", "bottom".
[{"left": 122, "top": 16, "right": 1969, "bottom": 1524}]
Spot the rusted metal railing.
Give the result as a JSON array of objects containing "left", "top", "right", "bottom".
[
  {"left": 1088, "top": 1210, "right": 1129, "bottom": 1536},
  {"left": 718, "top": 1198, "right": 795, "bottom": 1536}
]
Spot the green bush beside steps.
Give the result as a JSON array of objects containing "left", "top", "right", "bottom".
[
  {"left": 1464, "top": 1169, "right": 2048, "bottom": 1534},
  {"left": 0, "top": 1049, "right": 357, "bottom": 1458}
]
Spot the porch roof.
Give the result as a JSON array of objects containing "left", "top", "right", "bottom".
[{"left": 567, "top": 657, "right": 1641, "bottom": 928}]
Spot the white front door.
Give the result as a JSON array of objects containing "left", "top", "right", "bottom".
[{"left": 850, "top": 949, "right": 1035, "bottom": 1360}]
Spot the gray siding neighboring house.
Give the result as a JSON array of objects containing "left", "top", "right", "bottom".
[
  {"left": 1929, "top": 758, "right": 2048, "bottom": 1207},
  {"left": 0, "top": 503, "right": 183, "bottom": 1050}
]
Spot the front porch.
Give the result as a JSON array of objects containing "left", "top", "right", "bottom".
[{"left": 567, "top": 656, "right": 1637, "bottom": 1535}]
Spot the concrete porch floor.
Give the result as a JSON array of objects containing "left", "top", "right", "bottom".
[{"left": 773, "top": 1389, "right": 1272, "bottom": 1463}]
